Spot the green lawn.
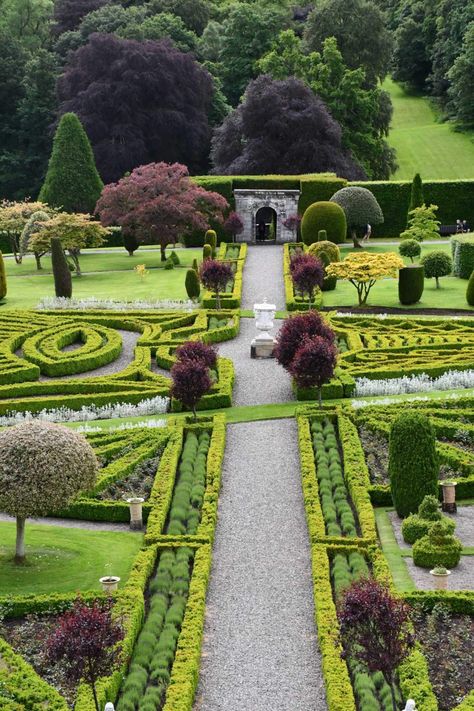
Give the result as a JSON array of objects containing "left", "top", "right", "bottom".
[
  {"left": 385, "top": 78, "right": 474, "bottom": 180},
  {"left": 0, "top": 522, "right": 143, "bottom": 595}
]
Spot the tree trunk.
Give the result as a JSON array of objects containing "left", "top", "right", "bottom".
[
  {"left": 388, "top": 677, "right": 398, "bottom": 711},
  {"left": 351, "top": 229, "right": 363, "bottom": 248},
  {"left": 34, "top": 252, "right": 42, "bottom": 270},
  {"left": 160, "top": 244, "right": 166, "bottom": 262},
  {"left": 68, "top": 250, "right": 81, "bottom": 276},
  {"left": 192, "top": 404, "right": 197, "bottom": 422},
  {"left": 318, "top": 387, "right": 322, "bottom": 409},
  {"left": 10, "top": 234, "right": 22, "bottom": 264},
  {"left": 436, "top": 276, "right": 440, "bottom": 288},
  {"left": 15, "top": 517, "right": 26, "bottom": 563},
  {"left": 216, "top": 290, "right": 221, "bottom": 310}
]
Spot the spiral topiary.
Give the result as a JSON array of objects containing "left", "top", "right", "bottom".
[
  {"left": 301, "top": 201, "right": 347, "bottom": 245},
  {"left": 412, "top": 520, "right": 462, "bottom": 569},
  {"left": 0, "top": 421, "right": 98, "bottom": 561},
  {"left": 401, "top": 494, "right": 455, "bottom": 544}
]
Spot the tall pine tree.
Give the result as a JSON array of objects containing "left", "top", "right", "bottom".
[
  {"left": 408, "top": 173, "right": 424, "bottom": 221},
  {"left": 39, "top": 112, "right": 103, "bottom": 213}
]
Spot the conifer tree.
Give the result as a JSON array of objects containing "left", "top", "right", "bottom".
[
  {"left": 408, "top": 173, "right": 424, "bottom": 216},
  {"left": 39, "top": 113, "right": 103, "bottom": 214}
]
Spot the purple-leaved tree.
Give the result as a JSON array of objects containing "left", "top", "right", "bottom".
[
  {"left": 223, "top": 211, "right": 244, "bottom": 243},
  {"left": 274, "top": 311, "right": 336, "bottom": 371},
  {"left": 199, "top": 259, "right": 233, "bottom": 309},
  {"left": 175, "top": 341, "right": 217, "bottom": 370},
  {"left": 290, "top": 253, "right": 324, "bottom": 309},
  {"left": 171, "top": 359, "right": 212, "bottom": 420},
  {"left": 289, "top": 335, "right": 337, "bottom": 406}
]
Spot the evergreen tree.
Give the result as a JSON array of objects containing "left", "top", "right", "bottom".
[
  {"left": 408, "top": 173, "right": 425, "bottom": 217},
  {"left": 39, "top": 112, "right": 103, "bottom": 213},
  {"left": 51, "top": 236, "right": 72, "bottom": 298}
]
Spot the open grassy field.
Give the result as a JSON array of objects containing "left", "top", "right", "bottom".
[
  {"left": 0, "top": 522, "right": 143, "bottom": 595},
  {"left": 385, "top": 78, "right": 474, "bottom": 180}
]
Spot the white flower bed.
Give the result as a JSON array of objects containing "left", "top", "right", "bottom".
[
  {"left": 76, "top": 418, "right": 167, "bottom": 433},
  {"left": 354, "top": 369, "right": 474, "bottom": 399},
  {"left": 37, "top": 296, "right": 197, "bottom": 311},
  {"left": 0, "top": 396, "right": 169, "bottom": 427}
]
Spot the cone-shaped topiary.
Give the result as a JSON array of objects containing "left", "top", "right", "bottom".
[
  {"left": 466, "top": 270, "right": 474, "bottom": 306},
  {"left": 408, "top": 173, "right": 424, "bottom": 216},
  {"left": 39, "top": 113, "right": 103, "bottom": 214},
  {"left": 123, "top": 232, "right": 139, "bottom": 256},
  {"left": 301, "top": 201, "right": 347, "bottom": 245},
  {"left": 51, "top": 236, "right": 72, "bottom": 298},
  {"left": 0, "top": 252, "right": 6, "bottom": 300},
  {"left": 398, "top": 266, "right": 424, "bottom": 305},
  {"left": 185, "top": 268, "right": 200, "bottom": 301},
  {"left": 388, "top": 412, "right": 439, "bottom": 518}
]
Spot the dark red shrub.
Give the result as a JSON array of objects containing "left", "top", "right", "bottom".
[
  {"left": 274, "top": 311, "right": 336, "bottom": 370},
  {"left": 199, "top": 259, "right": 233, "bottom": 309},
  {"left": 223, "top": 211, "right": 244, "bottom": 239},
  {"left": 289, "top": 335, "right": 337, "bottom": 404},
  {"left": 171, "top": 358, "right": 212, "bottom": 420},
  {"left": 175, "top": 341, "right": 218, "bottom": 370},
  {"left": 291, "top": 254, "right": 324, "bottom": 307}
]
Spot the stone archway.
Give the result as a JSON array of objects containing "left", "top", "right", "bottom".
[
  {"left": 255, "top": 206, "right": 277, "bottom": 241},
  {"left": 233, "top": 189, "right": 301, "bottom": 243}
]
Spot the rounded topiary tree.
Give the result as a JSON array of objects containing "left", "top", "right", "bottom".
[
  {"left": 388, "top": 412, "right": 439, "bottom": 518},
  {"left": 301, "top": 201, "right": 347, "bottom": 245},
  {"left": 0, "top": 421, "right": 98, "bottom": 562},
  {"left": 398, "top": 266, "right": 424, "bottom": 305},
  {"left": 420, "top": 251, "right": 453, "bottom": 288},
  {"left": 467, "top": 270, "right": 474, "bottom": 306},
  {"left": 330, "top": 186, "right": 384, "bottom": 247},
  {"left": 0, "top": 252, "right": 6, "bottom": 300},
  {"left": 399, "top": 239, "right": 421, "bottom": 263},
  {"left": 185, "top": 268, "right": 200, "bottom": 301},
  {"left": 39, "top": 112, "right": 104, "bottom": 214}
]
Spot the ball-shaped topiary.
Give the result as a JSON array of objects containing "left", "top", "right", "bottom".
[
  {"left": 398, "top": 266, "right": 424, "bottom": 305},
  {"left": 330, "top": 186, "right": 383, "bottom": 247},
  {"left": 420, "top": 251, "right": 453, "bottom": 288},
  {"left": 0, "top": 421, "right": 98, "bottom": 561},
  {"left": 412, "top": 520, "right": 462, "bottom": 569},
  {"left": 301, "top": 201, "right": 347, "bottom": 246},
  {"left": 308, "top": 240, "right": 341, "bottom": 291},
  {"left": 388, "top": 412, "right": 439, "bottom": 518},
  {"left": 399, "top": 239, "right": 421, "bottom": 263},
  {"left": 467, "top": 270, "right": 474, "bottom": 306}
]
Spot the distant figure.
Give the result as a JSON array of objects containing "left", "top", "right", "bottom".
[
  {"left": 456, "top": 219, "right": 463, "bottom": 233},
  {"left": 463, "top": 220, "right": 470, "bottom": 233},
  {"left": 363, "top": 223, "right": 372, "bottom": 242}
]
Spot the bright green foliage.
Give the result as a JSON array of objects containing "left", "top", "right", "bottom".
[
  {"left": 400, "top": 204, "right": 440, "bottom": 243},
  {"left": 466, "top": 270, "right": 474, "bottom": 305},
  {"left": 412, "top": 520, "right": 462, "bottom": 569},
  {"left": 39, "top": 113, "right": 104, "bottom": 214},
  {"left": 20, "top": 210, "right": 50, "bottom": 269},
  {"left": 51, "top": 236, "right": 72, "bottom": 298},
  {"left": 0, "top": 251, "right": 6, "bottom": 300},
  {"left": 408, "top": 173, "right": 424, "bottom": 215},
  {"left": 185, "top": 268, "right": 200, "bottom": 301},
  {"left": 398, "top": 266, "right": 424, "bottom": 305},
  {"left": 388, "top": 412, "right": 439, "bottom": 518},
  {"left": 399, "top": 239, "right": 421, "bottom": 263},
  {"left": 301, "top": 201, "right": 347, "bottom": 245},
  {"left": 203, "top": 244, "right": 212, "bottom": 260},
  {"left": 401, "top": 495, "right": 455, "bottom": 544},
  {"left": 123, "top": 12, "right": 198, "bottom": 53},
  {"left": 420, "top": 251, "right": 453, "bottom": 288},
  {"left": 205, "top": 229, "right": 217, "bottom": 256},
  {"left": 192, "top": 258, "right": 199, "bottom": 274}
]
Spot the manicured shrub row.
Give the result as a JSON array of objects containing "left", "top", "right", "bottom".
[{"left": 201, "top": 245, "right": 247, "bottom": 308}]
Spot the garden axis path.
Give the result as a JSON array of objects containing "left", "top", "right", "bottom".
[{"left": 195, "top": 246, "right": 327, "bottom": 710}]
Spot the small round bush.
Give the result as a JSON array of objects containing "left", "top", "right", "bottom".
[
  {"left": 301, "top": 201, "right": 347, "bottom": 245},
  {"left": 388, "top": 412, "right": 439, "bottom": 518},
  {"left": 399, "top": 239, "right": 421, "bottom": 262},
  {"left": 466, "top": 269, "right": 474, "bottom": 306},
  {"left": 420, "top": 251, "right": 453, "bottom": 288},
  {"left": 412, "top": 521, "right": 462, "bottom": 569}
]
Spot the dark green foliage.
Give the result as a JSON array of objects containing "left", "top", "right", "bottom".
[
  {"left": 401, "top": 495, "right": 455, "bottom": 545},
  {"left": 308, "top": 240, "right": 341, "bottom": 291},
  {"left": 203, "top": 244, "right": 212, "bottom": 260},
  {"left": 123, "top": 232, "right": 139, "bottom": 256},
  {"left": 0, "top": 252, "right": 6, "bottom": 300},
  {"left": 408, "top": 173, "right": 424, "bottom": 215},
  {"left": 169, "top": 251, "right": 180, "bottom": 265},
  {"left": 318, "top": 230, "right": 327, "bottom": 241},
  {"left": 452, "top": 235, "right": 474, "bottom": 278},
  {"left": 192, "top": 258, "right": 199, "bottom": 274},
  {"left": 185, "top": 269, "right": 200, "bottom": 301},
  {"left": 398, "top": 266, "right": 424, "bottom": 305},
  {"left": 51, "top": 236, "right": 72, "bottom": 298},
  {"left": 420, "top": 251, "right": 453, "bottom": 288},
  {"left": 164, "top": 257, "right": 174, "bottom": 270},
  {"left": 205, "top": 229, "right": 217, "bottom": 257},
  {"left": 388, "top": 412, "right": 439, "bottom": 518},
  {"left": 39, "top": 113, "right": 103, "bottom": 214},
  {"left": 466, "top": 270, "right": 474, "bottom": 306},
  {"left": 399, "top": 239, "right": 421, "bottom": 263},
  {"left": 412, "top": 520, "right": 463, "bottom": 569},
  {"left": 301, "top": 202, "right": 347, "bottom": 245}
]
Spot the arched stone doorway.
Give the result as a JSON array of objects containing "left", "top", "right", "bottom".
[
  {"left": 233, "top": 189, "right": 301, "bottom": 243},
  {"left": 255, "top": 206, "right": 277, "bottom": 242}
]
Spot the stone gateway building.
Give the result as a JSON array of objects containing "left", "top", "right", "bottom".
[{"left": 233, "top": 189, "right": 300, "bottom": 243}]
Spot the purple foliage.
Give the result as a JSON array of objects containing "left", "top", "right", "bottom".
[
  {"left": 274, "top": 311, "right": 336, "bottom": 371},
  {"left": 289, "top": 335, "right": 337, "bottom": 389},
  {"left": 283, "top": 214, "right": 301, "bottom": 232},
  {"left": 291, "top": 254, "right": 325, "bottom": 306},
  {"left": 223, "top": 211, "right": 244, "bottom": 237},
  {"left": 199, "top": 259, "right": 233, "bottom": 309},
  {"left": 175, "top": 341, "right": 218, "bottom": 370},
  {"left": 171, "top": 359, "right": 212, "bottom": 419},
  {"left": 53, "top": 0, "right": 108, "bottom": 34}
]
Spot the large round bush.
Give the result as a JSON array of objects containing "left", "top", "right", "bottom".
[
  {"left": 388, "top": 412, "right": 439, "bottom": 518},
  {"left": 0, "top": 421, "right": 98, "bottom": 561},
  {"left": 330, "top": 186, "right": 383, "bottom": 246},
  {"left": 301, "top": 201, "right": 347, "bottom": 245}
]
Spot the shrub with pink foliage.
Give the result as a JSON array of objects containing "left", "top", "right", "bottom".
[
  {"left": 274, "top": 311, "right": 336, "bottom": 370},
  {"left": 175, "top": 341, "right": 217, "bottom": 370}
]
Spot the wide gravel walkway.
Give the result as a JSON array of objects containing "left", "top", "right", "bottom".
[
  {"left": 195, "top": 420, "right": 326, "bottom": 711},
  {"left": 240, "top": 245, "right": 285, "bottom": 310}
]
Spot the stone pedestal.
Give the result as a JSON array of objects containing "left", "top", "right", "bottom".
[
  {"left": 441, "top": 481, "right": 457, "bottom": 513},
  {"left": 251, "top": 301, "right": 276, "bottom": 359}
]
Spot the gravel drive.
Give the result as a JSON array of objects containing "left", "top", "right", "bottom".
[
  {"left": 194, "top": 419, "right": 327, "bottom": 711},
  {"left": 0, "top": 512, "right": 136, "bottom": 533},
  {"left": 240, "top": 245, "right": 285, "bottom": 310},
  {"left": 388, "top": 506, "right": 474, "bottom": 549}
]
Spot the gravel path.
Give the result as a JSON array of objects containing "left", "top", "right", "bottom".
[
  {"left": 405, "top": 557, "right": 474, "bottom": 591},
  {"left": 195, "top": 420, "right": 327, "bottom": 711},
  {"left": 388, "top": 506, "right": 474, "bottom": 549},
  {"left": 240, "top": 245, "right": 285, "bottom": 310},
  {"left": 0, "top": 512, "right": 136, "bottom": 533}
]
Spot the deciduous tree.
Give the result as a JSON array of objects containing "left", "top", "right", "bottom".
[
  {"left": 290, "top": 253, "right": 324, "bottom": 309},
  {"left": 274, "top": 311, "right": 336, "bottom": 370},
  {"left": 289, "top": 335, "right": 337, "bottom": 407},
  {"left": 223, "top": 212, "right": 244, "bottom": 242},
  {"left": 326, "top": 252, "right": 404, "bottom": 305},
  {"left": 96, "top": 162, "right": 228, "bottom": 262},
  {"left": 171, "top": 359, "right": 212, "bottom": 420},
  {"left": 199, "top": 259, "right": 233, "bottom": 309},
  {"left": 175, "top": 341, "right": 217, "bottom": 369}
]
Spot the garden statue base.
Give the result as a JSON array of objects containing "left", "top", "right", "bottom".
[
  {"left": 252, "top": 300, "right": 276, "bottom": 358},
  {"left": 442, "top": 502, "right": 457, "bottom": 514},
  {"left": 251, "top": 334, "right": 276, "bottom": 359}
]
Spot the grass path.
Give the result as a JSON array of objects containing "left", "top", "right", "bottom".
[{"left": 385, "top": 78, "right": 474, "bottom": 180}]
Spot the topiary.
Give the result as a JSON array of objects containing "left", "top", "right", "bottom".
[
  {"left": 185, "top": 269, "right": 200, "bottom": 301},
  {"left": 51, "top": 236, "right": 72, "bottom": 298},
  {"left": 123, "top": 232, "right": 139, "bottom": 256},
  {"left": 412, "top": 520, "right": 462, "bottom": 569},
  {"left": 203, "top": 243, "right": 212, "bottom": 260},
  {"left": 192, "top": 258, "right": 199, "bottom": 274},
  {"left": 401, "top": 494, "right": 455, "bottom": 544},
  {"left": 39, "top": 113, "right": 103, "bottom": 214},
  {"left": 170, "top": 250, "right": 180, "bottom": 265},
  {"left": 408, "top": 173, "right": 424, "bottom": 216},
  {"left": 318, "top": 229, "right": 327, "bottom": 241},
  {"left": 0, "top": 251, "right": 6, "bottom": 300},
  {"left": 420, "top": 251, "right": 453, "bottom": 288},
  {"left": 164, "top": 257, "right": 174, "bottom": 270},
  {"left": 467, "top": 270, "right": 474, "bottom": 306},
  {"left": 399, "top": 239, "right": 421, "bottom": 263},
  {"left": 388, "top": 412, "right": 439, "bottom": 518},
  {"left": 301, "top": 201, "right": 347, "bottom": 245},
  {"left": 308, "top": 240, "right": 341, "bottom": 291},
  {"left": 330, "top": 186, "right": 384, "bottom": 248},
  {"left": 398, "top": 266, "right": 424, "bottom": 305},
  {"left": 205, "top": 229, "right": 217, "bottom": 256}
]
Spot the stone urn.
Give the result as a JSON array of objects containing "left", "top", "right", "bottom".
[
  {"left": 441, "top": 481, "right": 457, "bottom": 513},
  {"left": 126, "top": 497, "right": 145, "bottom": 530},
  {"left": 99, "top": 576, "right": 120, "bottom": 593},
  {"left": 429, "top": 567, "right": 451, "bottom": 591},
  {"left": 251, "top": 300, "right": 276, "bottom": 358}
]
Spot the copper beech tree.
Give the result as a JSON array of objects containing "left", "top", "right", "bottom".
[{"left": 96, "top": 162, "right": 229, "bottom": 262}]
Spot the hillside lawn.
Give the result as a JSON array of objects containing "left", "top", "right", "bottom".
[{"left": 385, "top": 78, "right": 474, "bottom": 180}]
